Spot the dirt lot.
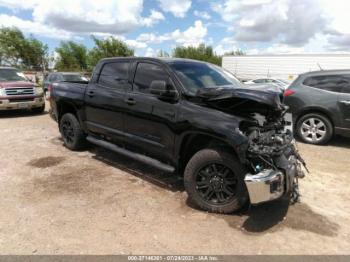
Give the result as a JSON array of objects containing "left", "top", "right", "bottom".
[{"left": 0, "top": 105, "right": 350, "bottom": 255}]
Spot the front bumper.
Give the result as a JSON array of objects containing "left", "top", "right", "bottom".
[
  {"left": 244, "top": 169, "right": 285, "bottom": 204},
  {"left": 0, "top": 96, "right": 45, "bottom": 110}
]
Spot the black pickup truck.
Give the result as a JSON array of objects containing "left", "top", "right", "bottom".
[{"left": 49, "top": 57, "right": 306, "bottom": 213}]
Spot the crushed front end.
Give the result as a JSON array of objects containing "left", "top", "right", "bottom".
[
  {"left": 200, "top": 86, "right": 308, "bottom": 205},
  {"left": 241, "top": 110, "right": 307, "bottom": 205}
]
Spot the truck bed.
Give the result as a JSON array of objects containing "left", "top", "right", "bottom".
[
  {"left": 53, "top": 81, "right": 88, "bottom": 100},
  {"left": 50, "top": 81, "right": 89, "bottom": 121}
]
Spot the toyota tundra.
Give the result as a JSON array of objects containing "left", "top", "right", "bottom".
[{"left": 49, "top": 57, "right": 307, "bottom": 213}]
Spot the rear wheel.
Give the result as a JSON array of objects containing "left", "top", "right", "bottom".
[
  {"left": 296, "top": 113, "right": 333, "bottom": 145},
  {"left": 59, "top": 113, "right": 86, "bottom": 150},
  {"left": 184, "top": 148, "right": 248, "bottom": 214}
]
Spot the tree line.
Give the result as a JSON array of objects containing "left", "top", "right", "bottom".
[{"left": 0, "top": 27, "right": 244, "bottom": 72}]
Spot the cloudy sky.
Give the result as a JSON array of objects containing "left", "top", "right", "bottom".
[{"left": 0, "top": 0, "right": 349, "bottom": 56}]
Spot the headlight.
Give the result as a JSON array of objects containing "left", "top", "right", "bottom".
[
  {"left": 0, "top": 88, "right": 5, "bottom": 96},
  {"left": 35, "top": 87, "right": 44, "bottom": 95}
]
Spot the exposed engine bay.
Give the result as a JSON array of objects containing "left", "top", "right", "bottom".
[
  {"left": 241, "top": 110, "right": 307, "bottom": 204},
  {"left": 196, "top": 86, "right": 308, "bottom": 204}
]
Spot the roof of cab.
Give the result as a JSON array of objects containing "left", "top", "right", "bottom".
[{"left": 99, "top": 56, "right": 209, "bottom": 64}]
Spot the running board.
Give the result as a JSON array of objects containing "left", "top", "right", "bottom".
[{"left": 86, "top": 136, "right": 175, "bottom": 173}]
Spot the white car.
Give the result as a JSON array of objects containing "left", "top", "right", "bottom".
[{"left": 245, "top": 78, "right": 290, "bottom": 90}]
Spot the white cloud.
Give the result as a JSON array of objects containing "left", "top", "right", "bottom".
[
  {"left": 0, "top": 0, "right": 164, "bottom": 40},
  {"left": 194, "top": 10, "right": 211, "bottom": 20},
  {"left": 213, "top": 0, "right": 326, "bottom": 46},
  {"left": 137, "top": 33, "right": 171, "bottom": 44},
  {"left": 0, "top": 14, "right": 78, "bottom": 40},
  {"left": 213, "top": 0, "right": 350, "bottom": 52},
  {"left": 157, "top": 0, "right": 191, "bottom": 17},
  {"left": 124, "top": 39, "right": 148, "bottom": 49},
  {"left": 144, "top": 47, "right": 156, "bottom": 57},
  {"left": 173, "top": 20, "right": 207, "bottom": 46},
  {"left": 142, "top": 9, "right": 165, "bottom": 27},
  {"left": 136, "top": 20, "right": 207, "bottom": 47}
]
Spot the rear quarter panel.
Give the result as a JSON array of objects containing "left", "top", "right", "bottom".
[
  {"left": 284, "top": 83, "right": 341, "bottom": 127},
  {"left": 51, "top": 82, "right": 88, "bottom": 124}
]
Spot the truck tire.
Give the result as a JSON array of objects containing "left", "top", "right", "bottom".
[
  {"left": 184, "top": 148, "right": 248, "bottom": 214},
  {"left": 296, "top": 113, "right": 333, "bottom": 145},
  {"left": 59, "top": 113, "right": 86, "bottom": 150}
]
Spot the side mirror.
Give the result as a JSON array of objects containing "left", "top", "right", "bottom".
[{"left": 150, "top": 80, "right": 178, "bottom": 101}]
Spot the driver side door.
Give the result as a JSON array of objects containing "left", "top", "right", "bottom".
[{"left": 123, "top": 61, "right": 179, "bottom": 164}]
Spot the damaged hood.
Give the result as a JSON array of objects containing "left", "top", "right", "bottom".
[{"left": 195, "top": 85, "right": 285, "bottom": 115}]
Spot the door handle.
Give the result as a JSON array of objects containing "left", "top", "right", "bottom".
[
  {"left": 87, "top": 91, "right": 95, "bottom": 97},
  {"left": 124, "top": 98, "right": 136, "bottom": 105},
  {"left": 340, "top": 100, "right": 350, "bottom": 105}
]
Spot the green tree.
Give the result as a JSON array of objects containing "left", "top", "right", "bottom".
[
  {"left": 0, "top": 27, "right": 48, "bottom": 71},
  {"left": 22, "top": 38, "right": 49, "bottom": 71},
  {"left": 157, "top": 50, "right": 170, "bottom": 57},
  {"left": 55, "top": 41, "right": 88, "bottom": 71},
  {"left": 0, "top": 27, "right": 26, "bottom": 67},
  {"left": 223, "top": 49, "right": 245, "bottom": 56},
  {"left": 87, "top": 36, "right": 134, "bottom": 70},
  {"left": 172, "top": 44, "right": 222, "bottom": 65}
]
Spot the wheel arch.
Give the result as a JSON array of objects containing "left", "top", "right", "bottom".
[
  {"left": 295, "top": 107, "right": 335, "bottom": 130},
  {"left": 176, "top": 132, "right": 241, "bottom": 174},
  {"left": 56, "top": 100, "right": 79, "bottom": 123}
]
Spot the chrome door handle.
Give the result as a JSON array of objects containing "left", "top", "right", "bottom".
[{"left": 340, "top": 100, "right": 350, "bottom": 105}]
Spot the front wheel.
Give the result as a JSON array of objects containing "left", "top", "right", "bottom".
[
  {"left": 184, "top": 148, "right": 248, "bottom": 214},
  {"left": 59, "top": 113, "right": 86, "bottom": 150}
]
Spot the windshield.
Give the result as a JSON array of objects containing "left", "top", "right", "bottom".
[
  {"left": 0, "top": 69, "right": 28, "bottom": 82},
  {"left": 62, "top": 74, "right": 88, "bottom": 82},
  {"left": 169, "top": 62, "right": 242, "bottom": 94}
]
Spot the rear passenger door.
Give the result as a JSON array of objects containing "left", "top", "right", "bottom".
[
  {"left": 84, "top": 61, "right": 131, "bottom": 145},
  {"left": 337, "top": 75, "right": 350, "bottom": 129},
  {"left": 123, "top": 61, "right": 179, "bottom": 164}
]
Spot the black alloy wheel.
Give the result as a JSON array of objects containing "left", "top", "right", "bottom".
[
  {"left": 61, "top": 118, "right": 75, "bottom": 145},
  {"left": 59, "top": 113, "right": 86, "bottom": 150},
  {"left": 195, "top": 163, "right": 238, "bottom": 205},
  {"left": 184, "top": 148, "right": 248, "bottom": 214}
]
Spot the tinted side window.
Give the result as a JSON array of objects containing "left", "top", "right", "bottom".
[
  {"left": 340, "top": 75, "right": 350, "bottom": 94},
  {"left": 303, "top": 75, "right": 348, "bottom": 92},
  {"left": 98, "top": 62, "right": 129, "bottom": 88},
  {"left": 133, "top": 63, "right": 168, "bottom": 94}
]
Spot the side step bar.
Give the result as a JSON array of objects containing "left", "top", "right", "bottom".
[{"left": 86, "top": 136, "right": 175, "bottom": 173}]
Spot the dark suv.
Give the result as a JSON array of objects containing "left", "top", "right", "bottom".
[{"left": 284, "top": 70, "right": 350, "bottom": 144}]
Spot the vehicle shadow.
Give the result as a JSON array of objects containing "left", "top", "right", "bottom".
[
  {"left": 0, "top": 110, "right": 48, "bottom": 118},
  {"left": 327, "top": 135, "right": 350, "bottom": 149},
  {"left": 90, "top": 146, "right": 184, "bottom": 192},
  {"left": 88, "top": 145, "right": 338, "bottom": 235}
]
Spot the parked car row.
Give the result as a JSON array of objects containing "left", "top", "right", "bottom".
[
  {"left": 44, "top": 72, "right": 88, "bottom": 98},
  {"left": 244, "top": 78, "right": 290, "bottom": 90},
  {"left": 2, "top": 64, "right": 349, "bottom": 146}
]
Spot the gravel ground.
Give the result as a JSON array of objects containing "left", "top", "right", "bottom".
[{"left": 0, "top": 105, "right": 350, "bottom": 255}]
